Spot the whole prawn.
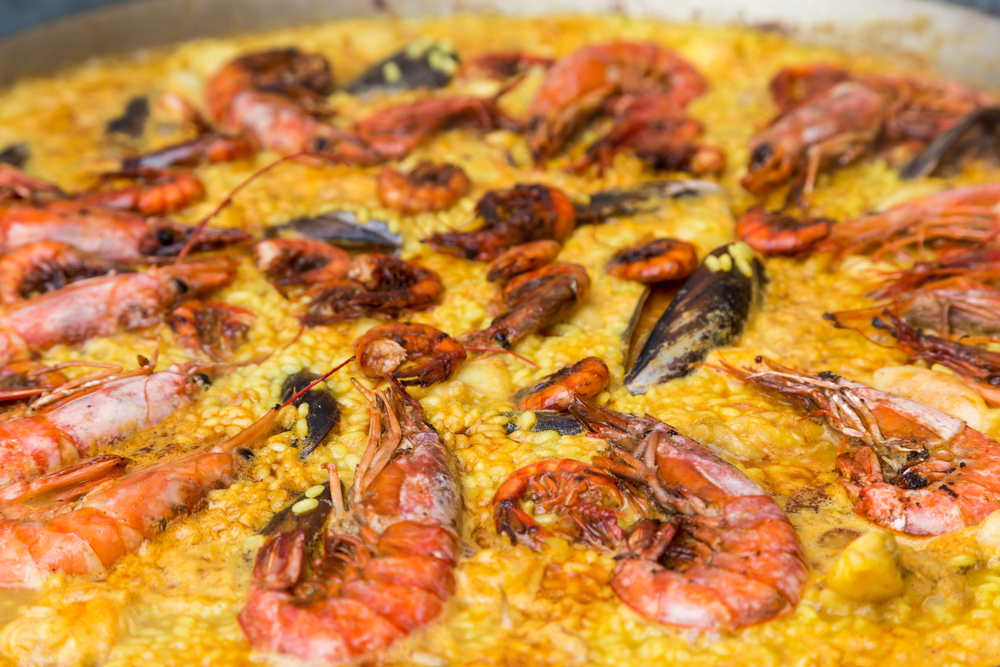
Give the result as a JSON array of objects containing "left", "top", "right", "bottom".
[
  {"left": 239, "top": 381, "right": 462, "bottom": 664},
  {"left": 0, "top": 241, "right": 117, "bottom": 304},
  {"left": 727, "top": 357, "right": 1000, "bottom": 535},
  {"left": 0, "top": 257, "right": 237, "bottom": 366},
  {"left": 493, "top": 398, "right": 808, "bottom": 631}
]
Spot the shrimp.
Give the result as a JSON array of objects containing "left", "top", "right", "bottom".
[
  {"left": 376, "top": 162, "right": 471, "bottom": 214},
  {"left": 486, "top": 240, "right": 562, "bottom": 284},
  {"left": 206, "top": 48, "right": 340, "bottom": 156},
  {"left": 824, "top": 183, "right": 1000, "bottom": 260},
  {"left": 238, "top": 381, "right": 462, "bottom": 664},
  {"left": 869, "top": 247, "right": 1000, "bottom": 300},
  {"left": 75, "top": 169, "right": 205, "bottom": 215},
  {"left": 123, "top": 133, "right": 257, "bottom": 170},
  {"left": 495, "top": 398, "right": 808, "bottom": 630},
  {"left": 570, "top": 96, "right": 724, "bottom": 176},
  {"left": 253, "top": 238, "right": 351, "bottom": 286},
  {"left": 463, "top": 263, "right": 590, "bottom": 350},
  {"left": 0, "top": 366, "right": 208, "bottom": 488},
  {"left": 0, "top": 361, "right": 69, "bottom": 409},
  {"left": 513, "top": 356, "right": 610, "bottom": 411},
  {"left": 459, "top": 52, "right": 554, "bottom": 80},
  {"left": 0, "top": 164, "right": 61, "bottom": 202},
  {"left": 870, "top": 313, "right": 1000, "bottom": 406},
  {"left": 354, "top": 322, "right": 466, "bottom": 387},
  {"left": 526, "top": 42, "right": 707, "bottom": 160},
  {"left": 0, "top": 368, "right": 329, "bottom": 588},
  {"left": 168, "top": 300, "right": 255, "bottom": 360},
  {"left": 606, "top": 238, "right": 698, "bottom": 283},
  {"left": 726, "top": 357, "right": 1000, "bottom": 535},
  {"left": 427, "top": 184, "right": 577, "bottom": 261},
  {"left": 735, "top": 207, "right": 832, "bottom": 255},
  {"left": 0, "top": 257, "right": 237, "bottom": 367},
  {"left": 0, "top": 241, "right": 117, "bottom": 304},
  {"left": 303, "top": 254, "right": 443, "bottom": 325},
  {"left": 0, "top": 200, "right": 250, "bottom": 263}
]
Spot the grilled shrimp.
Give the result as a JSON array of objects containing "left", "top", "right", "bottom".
[
  {"left": 354, "top": 322, "right": 466, "bottom": 387},
  {"left": 463, "top": 263, "right": 590, "bottom": 351},
  {"left": 513, "top": 356, "right": 609, "bottom": 411},
  {"left": 824, "top": 182, "right": 1000, "bottom": 260},
  {"left": 0, "top": 241, "right": 117, "bottom": 304},
  {"left": 728, "top": 357, "right": 1000, "bottom": 535},
  {"left": 253, "top": 238, "right": 351, "bottom": 286},
  {"left": 0, "top": 257, "right": 237, "bottom": 367},
  {"left": 0, "top": 370, "right": 324, "bottom": 588},
  {"left": 376, "top": 162, "right": 471, "bottom": 214},
  {"left": 486, "top": 240, "right": 562, "bottom": 284},
  {"left": 606, "top": 237, "right": 698, "bottom": 283},
  {"left": 494, "top": 398, "right": 808, "bottom": 631},
  {"left": 735, "top": 207, "right": 832, "bottom": 255},
  {"left": 0, "top": 366, "right": 207, "bottom": 488},
  {"left": 168, "top": 299, "right": 255, "bottom": 360},
  {"left": 206, "top": 48, "right": 340, "bottom": 156},
  {"left": 239, "top": 381, "right": 462, "bottom": 664},
  {"left": 304, "top": 254, "right": 443, "bottom": 325},
  {"left": 427, "top": 184, "right": 577, "bottom": 261},
  {"left": 75, "top": 169, "right": 205, "bottom": 215},
  {"left": 0, "top": 199, "right": 249, "bottom": 263},
  {"left": 526, "top": 42, "right": 707, "bottom": 160}
]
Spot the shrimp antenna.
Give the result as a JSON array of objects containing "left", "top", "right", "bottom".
[
  {"left": 176, "top": 151, "right": 349, "bottom": 262},
  {"left": 279, "top": 355, "right": 355, "bottom": 410}
]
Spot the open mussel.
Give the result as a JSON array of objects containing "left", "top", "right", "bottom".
[
  {"left": 266, "top": 210, "right": 402, "bottom": 251},
  {"left": 345, "top": 39, "right": 459, "bottom": 95}
]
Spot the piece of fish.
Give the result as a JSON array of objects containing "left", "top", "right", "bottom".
[
  {"left": 575, "top": 179, "right": 721, "bottom": 225},
  {"left": 345, "top": 40, "right": 459, "bottom": 94},
  {"left": 624, "top": 242, "right": 766, "bottom": 394},
  {"left": 280, "top": 370, "right": 342, "bottom": 459},
  {"left": 901, "top": 106, "right": 1000, "bottom": 179},
  {"left": 266, "top": 210, "right": 402, "bottom": 250}
]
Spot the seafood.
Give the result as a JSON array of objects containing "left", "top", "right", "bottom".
[
  {"left": 376, "top": 162, "right": 471, "bottom": 214},
  {"left": 571, "top": 96, "right": 724, "bottom": 176},
  {"left": 606, "top": 238, "right": 699, "bottom": 283},
  {"left": 303, "top": 254, "right": 443, "bottom": 325},
  {"left": 168, "top": 300, "right": 255, "bottom": 360},
  {"left": 486, "top": 240, "right": 562, "bottom": 284},
  {"left": 463, "top": 263, "right": 590, "bottom": 350},
  {"left": 871, "top": 313, "right": 1000, "bottom": 406},
  {"left": 75, "top": 169, "right": 205, "bottom": 215},
  {"left": 206, "top": 48, "right": 338, "bottom": 155},
  {"left": 427, "top": 184, "right": 577, "bottom": 261},
  {"left": 345, "top": 39, "right": 459, "bottom": 94},
  {"left": 279, "top": 370, "right": 342, "bottom": 459},
  {"left": 0, "top": 366, "right": 207, "bottom": 487},
  {"left": 253, "top": 238, "right": 351, "bottom": 286},
  {"left": 575, "top": 178, "right": 721, "bottom": 225},
  {"left": 0, "top": 257, "right": 237, "bottom": 366},
  {"left": 0, "top": 361, "right": 70, "bottom": 409},
  {"left": 495, "top": 398, "right": 808, "bottom": 630},
  {"left": 625, "top": 243, "right": 764, "bottom": 394},
  {"left": 0, "top": 368, "right": 327, "bottom": 588},
  {"left": 354, "top": 322, "right": 467, "bottom": 387},
  {"left": 526, "top": 42, "right": 707, "bottom": 160},
  {"left": 824, "top": 183, "right": 1000, "bottom": 259},
  {"left": 868, "top": 246, "right": 1000, "bottom": 300},
  {"left": 124, "top": 132, "right": 258, "bottom": 170},
  {"left": 105, "top": 97, "right": 149, "bottom": 137},
  {"left": 0, "top": 165, "right": 61, "bottom": 202},
  {"left": 502, "top": 410, "right": 585, "bottom": 436},
  {"left": 901, "top": 107, "right": 1000, "bottom": 179},
  {"left": 0, "top": 144, "right": 29, "bottom": 169},
  {"left": 743, "top": 66, "right": 993, "bottom": 205},
  {"left": 513, "top": 356, "right": 610, "bottom": 411},
  {"left": 735, "top": 207, "right": 832, "bottom": 255},
  {"left": 0, "top": 200, "right": 250, "bottom": 262},
  {"left": 458, "top": 52, "right": 554, "bottom": 80},
  {"left": 238, "top": 381, "right": 462, "bottom": 664},
  {"left": 0, "top": 241, "right": 117, "bottom": 304},
  {"left": 727, "top": 357, "right": 1000, "bottom": 535},
  {"left": 266, "top": 210, "right": 402, "bottom": 251}
]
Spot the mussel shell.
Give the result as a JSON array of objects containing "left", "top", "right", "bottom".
[
  {"left": 280, "top": 370, "right": 342, "bottom": 459},
  {"left": 576, "top": 179, "right": 721, "bottom": 225},
  {"left": 0, "top": 143, "right": 29, "bottom": 168},
  {"left": 502, "top": 410, "right": 584, "bottom": 435},
  {"left": 345, "top": 41, "right": 459, "bottom": 94},
  {"left": 624, "top": 243, "right": 766, "bottom": 394},
  {"left": 105, "top": 96, "right": 150, "bottom": 137},
  {"left": 267, "top": 210, "right": 402, "bottom": 251},
  {"left": 901, "top": 106, "right": 1000, "bottom": 179},
  {"left": 260, "top": 482, "right": 335, "bottom": 536}
]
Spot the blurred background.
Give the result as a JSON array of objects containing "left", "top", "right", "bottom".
[{"left": 2, "top": 0, "right": 1000, "bottom": 37}]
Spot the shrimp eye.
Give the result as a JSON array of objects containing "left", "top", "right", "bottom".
[
  {"left": 236, "top": 447, "right": 254, "bottom": 460},
  {"left": 750, "top": 143, "right": 773, "bottom": 170},
  {"left": 157, "top": 229, "right": 176, "bottom": 246},
  {"left": 172, "top": 278, "right": 189, "bottom": 294}
]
